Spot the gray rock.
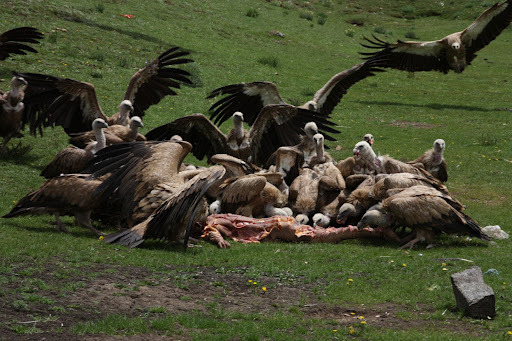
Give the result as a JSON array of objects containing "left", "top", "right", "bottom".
[{"left": 450, "top": 266, "right": 495, "bottom": 319}]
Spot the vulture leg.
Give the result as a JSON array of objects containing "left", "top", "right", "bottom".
[
  {"left": 54, "top": 213, "right": 69, "bottom": 233},
  {"left": 75, "top": 211, "right": 103, "bottom": 236}
]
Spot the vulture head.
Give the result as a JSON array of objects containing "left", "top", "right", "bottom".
[
  {"left": 92, "top": 118, "right": 108, "bottom": 131},
  {"left": 336, "top": 203, "right": 356, "bottom": 225},
  {"left": 353, "top": 141, "right": 375, "bottom": 160},
  {"left": 129, "top": 116, "right": 144, "bottom": 129},
  {"left": 363, "top": 133, "right": 374, "bottom": 146},
  {"left": 11, "top": 76, "right": 28, "bottom": 89},
  {"left": 303, "top": 121, "right": 319, "bottom": 139},
  {"left": 357, "top": 209, "right": 392, "bottom": 230},
  {"left": 312, "top": 213, "right": 330, "bottom": 227},
  {"left": 232, "top": 111, "right": 244, "bottom": 124},
  {"left": 295, "top": 214, "right": 309, "bottom": 225},
  {"left": 170, "top": 135, "right": 183, "bottom": 142},
  {"left": 433, "top": 139, "right": 446, "bottom": 153},
  {"left": 119, "top": 99, "right": 134, "bottom": 114},
  {"left": 303, "top": 100, "right": 318, "bottom": 111}
]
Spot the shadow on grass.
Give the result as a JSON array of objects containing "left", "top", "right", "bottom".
[
  {"left": 357, "top": 100, "right": 494, "bottom": 112},
  {"left": 2, "top": 220, "right": 105, "bottom": 240}
]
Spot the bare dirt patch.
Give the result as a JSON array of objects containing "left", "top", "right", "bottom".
[
  {"left": 388, "top": 120, "right": 436, "bottom": 129},
  {"left": 0, "top": 262, "right": 488, "bottom": 339}
]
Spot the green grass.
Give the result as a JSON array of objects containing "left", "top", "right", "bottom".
[{"left": 1, "top": 0, "right": 512, "bottom": 339}]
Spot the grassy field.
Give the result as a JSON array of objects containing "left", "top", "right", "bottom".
[{"left": 1, "top": 0, "right": 511, "bottom": 339}]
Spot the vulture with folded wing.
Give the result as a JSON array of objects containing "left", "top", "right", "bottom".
[
  {"left": 360, "top": 0, "right": 512, "bottom": 73},
  {"left": 409, "top": 139, "right": 448, "bottom": 182},
  {"left": 16, "top": 46, "right": 192, "bottom": 135},
  {"left": 0, "top": 26, "right": 43, "bottom": 61},
  {"left": 357, "top": 185, "right": 490, "bottom": 248}
]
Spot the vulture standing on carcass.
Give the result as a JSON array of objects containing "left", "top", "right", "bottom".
[
  {"left": 206, "top": 61, "right": 383, "bottom": 127},
  {"left": 69, "top": 116, "right": 145, "bottom": 148},
  {"left": 360, "top": 0, "right": 512, "bottom": 73},
  {"left": 3, "top": 174, "right": 104, "bottom": 235},
  {"left": 15, "top": 46, "right": 193, "bottom": 135},
  {"left": 145, "top": 108, "right": 337, "bottom": 167},
  {"left": 357, "top": 185, "right": 490, "bottom": 248},
  {"left": 0, "top": 26, "right": 43, "bottom": 61},
  {"left": 0, "top": 76, "right": 27, "bottom": 154},
  {"left": 408, "top": 139, "right": 448, "bottom": 182},
  {"left": 336, "top": 175, "right": 377, "bottom": 226},
  {"left": 370, "top": 172, "right": 452, "bottom": 201},
  {"left": 40, "top": 118, "right": 111, "bottom": 178}
]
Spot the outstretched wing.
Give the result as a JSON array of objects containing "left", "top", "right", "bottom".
[
  {"left": 145, "top": 113, "right": 228, "bottom": 162},
  {"left": 461, "top": 0, "right": 512, "bottom": 64},
  {"left": 360, "top": 35, "right": 449, "bottom": 73},
  {"left": 207, "top": 81, "right": 285, "bottom": 126},
  {"left": 249, "top": 104, "right": 339, "bottom": 166},
  {"left": 313, "top": 61, "right": 384, "bottom": 116},
  {"left": 14, "top": 72, "right": 106, "bottom": 135},
  {"left": 123, "top": 47, "right": 193, "bottom": 118},
  {"left": 145, "top": 167, "right": 226, "bottom": 248},
  {"left": 0, "top": 27, "right": 43, "bottom": 61}
]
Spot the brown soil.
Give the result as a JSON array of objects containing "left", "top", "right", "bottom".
[{"left": 0, "top": 262, "right": 487, "bottom": 340}]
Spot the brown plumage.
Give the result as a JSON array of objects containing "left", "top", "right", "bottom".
[
  {"left": 0, "top": 27, "right": 43, "bottom": 61},
  {"left": 357, "top": 185, "right": 490, "bottom": 248},
  {"left": 360, "top": 0, "right": 512, "bottom": 73},
  {"left": 145, "top": 108, "right": 334, "bottom": 167},
  {"left": 206, "top": 61, "right": 383, "bottom": 127},
  {"left": 16, "top": 46, "right": 192, "bottom": 135},
  {"left": 41, "top": 118, "right": 109, "bottom": 178},
  {"left": 336, "top": 175, "right": 377, "bottom": 225},
  {"left": 289, "top": 168, "right": 321, "bottom": 224},
  {"left": 0, "top": 76, "right": 27, "bottom": 154},
  {"left": 409, "top": 139, "right": 448, "bottom": 182},
  {"left": 103, "top": 167, "right": 226, "bottom": 248},
  {"left": 3, "top": 174, "right": 104, "bottom": 235},
  {"left": 306, "top": 133, "right": 333, "bottom": 167},
  {"left": 88, "top": 140, "right": 194, "bottom": 227},
  {"left": 69, "top": 116, "right": 145, "bottom": 148}
]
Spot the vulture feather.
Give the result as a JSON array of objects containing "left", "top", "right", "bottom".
[
  {"left": 408, "top": 139, "right": 448, "bottom": 182},
  {"left": 0, "top": 27, "right": 43, "bottom": 61},
  {"left": 0, "top": 76, "right": 27, "bottom": 153}
]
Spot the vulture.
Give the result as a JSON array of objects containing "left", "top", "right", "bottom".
[
  {"left": 40, "top": 118, "right": 110, "bottom": 178},
  {"left": 206, "top": 61, "right": 383, "bottom": 127},
  {"left": 3, "top": 174, "right": 104, "bottom": 235},
  {"left": 306, "top": 133, "right": 333, "bottom": 167},
  {"left": 16, "top": 46, "right": 193, "bottom": 135},
  {"left": 370, "top": 172, "right": 452, "bottom": 201},
  {"left": 357, "top": 185, "right": 490, "bottom": 248},
  {"left": 336, "top": 175, "right": 377, "bottom": 226},
  {"left": 0, "top": 76, "right": 27, "bottom": 154},
  {"left": 0, "top": 27, "right": 43, "bottom": 61},
  {"left": 409, "top": 139, "right": 448, "bottom": 182},
  {"left": 363, "top": 133, "right": 374, "bottom": 146},
  {"left": 288, "top": 167, "right": 320, "bottom": 225},
  {"left": 103, "top": 167, "right": 226, "bottom": 249},
  {"left": 360, "top": 0, "right": 512, "bottom": 73},
  {"left": 69, "top": 116, "right": 145, "bottom": 148},
  {"left": 145, "top": 109, "right": 337, "bottom": 167}
]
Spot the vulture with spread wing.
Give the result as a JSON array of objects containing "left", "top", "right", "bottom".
[
  {"left": 0, "top": 26, "right": 43, "bottom": 61},
  {"left": 16, "top": 46, "right": 192, "bottom": 135},
  {"left": 206, "top": 61, "right": 383, "bottom": 127},
  {"left": 360, "top": 0, "right": 512, "bottom": 73},
  {"left": 145, "top": 107, "right": 338, "bottom": 166}
]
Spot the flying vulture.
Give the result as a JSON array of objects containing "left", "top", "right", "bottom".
[
  {"left": 357, "top": 185, "right": 490, "bottom": 248},
  {"left": 360, "top": 0, "right": 512, "bottom": 73},
  {"left": 16, "top": 46, "right": 193, "bottom": 135},
  {"left": 0, "top": 27, "right": 43, "bottom": 61},
  {"left": 206, "top": 61, "right": 383, "bottom": 127},
  {"left": 0, "top": 76, "right": 27, "bottom": 153},
  {"left": 145, "top": 109, "right": 338, "bottom": 167},
  {"left": 408, "top": 139, "right": 448, "bottom": 182}
]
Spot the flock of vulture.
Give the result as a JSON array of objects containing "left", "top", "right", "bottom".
[{"left": 2, "top": 1, "right": 512, "bottom": 249}]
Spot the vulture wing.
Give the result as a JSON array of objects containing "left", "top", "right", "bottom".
[
  {"left": 123, "top": 47, "right": 193, "bottom": 118},
  {"left": 312, "top": 61, "right": 384, "bottom": 116},
  {"left": 461, "top": 0, "right": 512, "bottom": 64},
  {"left": 145, "top": 167, "right": 226, "bottom": 248},
  {"left": 220, "top": 175, "right": 267, "bottom": 205},
  {"left": 0, "top": 27, "right": 43, "bottom": 61},
  {"left": 360, "top": 35, "right": 449, "bottom": 73},
  {"left": 207, "top": 81, "right": 285, "bottom": 126},
  {"left": 248, "top": 104, "right": 339, "bottom": 166},
  {"left": 14, "top": 72, "right": 106, "bottom": 135},
  {"left": 145, "top": 113, "right": 228, "bottom": 162}
]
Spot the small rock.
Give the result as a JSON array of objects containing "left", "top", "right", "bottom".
[
  {"left": 481, "top": 225, "right": 509, "bottom": 240},
  {"left": 450, "top": 266, "right": 495, "bottom": 319}
]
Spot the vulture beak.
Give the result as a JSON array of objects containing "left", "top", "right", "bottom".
[
  {"left": 354, "top": 150, "right": 360, "bottom": 156},
  {"left": 356, "top": 221, "right": 366, "bottom": 230}
]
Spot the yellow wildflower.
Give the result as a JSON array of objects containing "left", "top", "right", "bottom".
[
  {"left": 442, "top": 268, "right": 448, "bottom": 271},
  {"left": 361, "top": 321, "right": 367, "bottom": 325},
  {"left": 333, "top": 329, "right": 337, "bottom": 332},
  {"left": 262, "top": 287, "right": 267, "bottom": 292},
  {"left": 441, "top": 263, "right": 446, "bottom": 266},
  {"left": 348, "top": 278, "right": 353, "bottom": 282},
  {"left": 402, "top": 263, "right": 406, "bottom": 267},
  {"left": 99, "top": 235, "right": 104, "bottom": 241}
]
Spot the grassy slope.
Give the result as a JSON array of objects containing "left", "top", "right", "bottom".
[{"left": 0, "top": 0, "right": 511, "bottom": 339}]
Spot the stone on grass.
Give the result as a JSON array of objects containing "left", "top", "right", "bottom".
[{"left": 450, "top": 266, "right": 495, "bottom": 319}]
